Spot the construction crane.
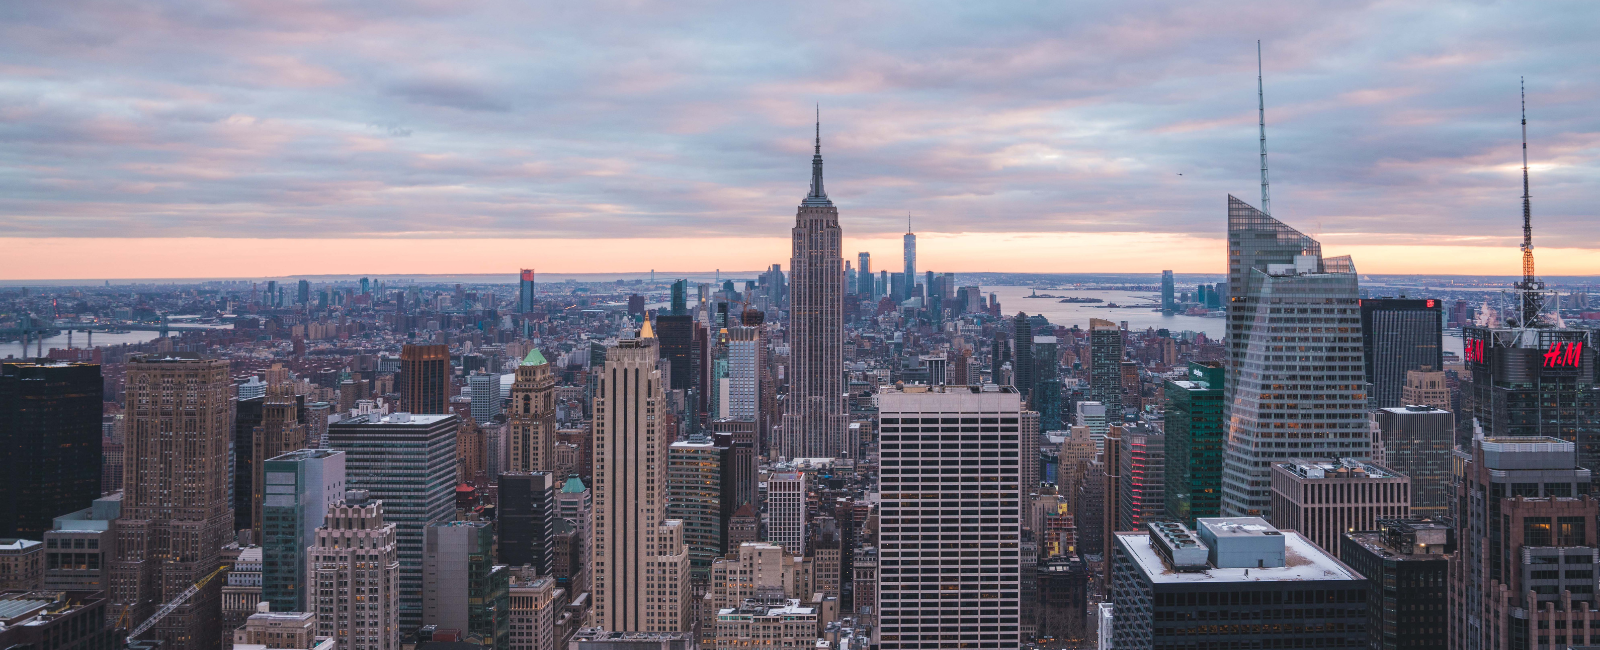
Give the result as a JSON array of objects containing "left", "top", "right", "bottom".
[{"left": 126, "top": 564, "right": 231, "bottom": 640}]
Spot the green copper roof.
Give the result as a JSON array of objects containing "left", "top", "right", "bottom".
[
  {"left": 521, "top": 348, "right": 548, "bottom": 366},
  {"left": 560, "top": 476, "right": 587, "bottom": 493}
]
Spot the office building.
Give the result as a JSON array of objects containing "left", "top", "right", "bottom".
[
  {"left": 667, "top": 435, "right": 727, "bottom": 576},
  {"left": 422, "top": 521, "right": 508, "bottom": 648},
  {"left": 499, "top": 472, "right": 556, "bottom": 575},
  {"left": 1164, "top": 362, "right": 1225, "bottom": 524},
  {"left": 309, "top": 490, "right": 399, "bottom": 650},
  {"left": 1268, "top": 459, "right": 1409, "bottom": 559},
  {"left": 221, "top": 547, "right": 263, "bottom": 646},
  {"left": 1399, "top": 369, "right": 1450, "bottom": 410},
  {"left": 725, "top": 327, "right": 760, "bottom": 423},
  {"left": 655, "top": 314, "right": 695, "bottom": 392},
  {"left": 903, "top": 221, "right": 916, "bottom": 301},
  {"left": 766, "top": 472, "right": 807, "bottom": 557},
  {"left": 262, "top": 449, "right": 345, "bottom": 613},
  {"left": 232, "top": 607, "right": 333, "bottom": 650},
  {"left": 0, "top": 361, "right": 103, "bottom": 538},
  {"left": 777, "top": 119, "right": 848, "bottom": 460},
  {"left": 1014, "top": 313, "right": 1034, "bottom": 402},
  {"left": 1110, "top": 518, "right": 1368, "bottom": 650},
  {"left": 507, "top": 570, "right": 559, "bottom": 650},
  {"left": 1359, "top": 298, "right": 1443, "bottom": 409},
  {"left": 877, "top": 385, "right": 1024, "bottom": 650},
  {"left": 857, "top": 252, "right": 872, "bottom": 296},
  {"left": 713, "top": 597, "right": 819, "bottom": 650},
  {"left": 1088, "top": 319, "right": 1123, "bottom": 420},
  {"left": 468, "top": 372, "right": 502, "bottom": 423},
  {"left": 1340, "top": 519, "right": 1452, "bottom": 650},
  {"left": 1020, "top": 410, "right": 1040, "bottom": 493},
  {"left": 1373, "top": 406, "right": 1454, "bottom": 520},
  {"left": 252, "top": 364, "right": 306, "bottom": 538},
  {"left": 1074, "top": 401, "right": 1107, "bottom": 439},
  {"left": 0, "top": 590, "right": 119, "bottom": 650},
  {"left": 1462, "top": 325, "right": 1596, "bottom": 471},
  {"left": 327, "top": 413, "right": 458, "bottom": 632},
  {"left": 509, "top": 349, "right": 557, "bottom": 474},
  {"left": 1221, "top": 198, "right": 1368, "bottom": 518},
  {"left": 1160, "top": 270, "right": 1175, "bottom": 314},
  {"left": 42, "top": 493, "right": 121, "bottom": 592},
  {"left": 590, "top": 328, "right": 690, "bottom": 632},
  {"left": 1453, "top": 434, "right": 1600, "bottom": 650},
  {"left": 519, "top": 269, "right": 536, "bottom": 313},
  {"left": 1118, "top": 429, "right": 1165, "bottom": 531},
  {"left": 112, "top": 354, "right": 234, "bottom": 650},
  {"left": 1039, "top": 555, "right": 1089, "bottom": 647},
  {"left": 0, "top": 539, "right": 43, "bottom": 590},
  {"left": 399, "top": 345, "right": 449, "bottom": 415},
  {"left": 702, "top": 542, "right": 814, "bottom": 628}
]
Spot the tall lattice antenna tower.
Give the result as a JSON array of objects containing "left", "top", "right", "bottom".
[
  {"left": 1513, "top": 77, "right": 1545, "bottom": 326},
  {"left": 1258, "top": 40, "right": 1272, "bottom": 216}
]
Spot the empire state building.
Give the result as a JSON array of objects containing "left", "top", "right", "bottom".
[{"left": 778, "top": 117, "right": 849, "bottom": 459}]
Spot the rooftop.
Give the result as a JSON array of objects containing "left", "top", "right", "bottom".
[
  {"left": 0, "top": 539, "right": 41, "bottom": 552},
  {"left": 1277, "top": 458, "right": 1397, "bottom": 480},
  {"left": 1116, "top": 529, "right": 1359, "bottom": 584}
]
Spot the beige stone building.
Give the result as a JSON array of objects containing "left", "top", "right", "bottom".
[{"left": 508, "top": 350, "right": 557, "bottom": 473}]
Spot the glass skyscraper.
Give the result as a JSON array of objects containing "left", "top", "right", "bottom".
[
  {"left": 1221, "top": 196, "right": 1369, "bottom": 518},
  {"left": 1164, "top": 361, "right": 1224, "bottom": 524},
  {"left": 1359, "top": 298, "right": 1443, "bottom": 408},
  {"left": 261, "top": 449, "right": 345, "bottom": 613}
]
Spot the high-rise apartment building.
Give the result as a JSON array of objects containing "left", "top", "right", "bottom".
[
  {"left": 1267, "top": 459, "right": 1409, "bottom": 559},
  {"left": 589, "top": 328, "right": 690, "bottom": 632},
  {"left": 1088, "top": 319, "right": 1123, "bottom": 421},
  {"left": 1359, "top": 298, "right": 1443, "bottom": 409},
  {"left": 1340, "top": 519, "right": 1452, "bottom": 650},
  {"left": 254, "top": 366, "right": 307, "bottom": 538},
  {"left": 1221, "top": 198, "right": 1368, "bottom": 518},
  {"left": 327, "top": 413, "right": 458, "bottom": 632},
  {"left": 1118, "top": 429, "right": 1165, "bottom": 531},
  {"left": 422, "top": 521, "right": 508, "bottom": 648},
  {"left": 766, "top": 472, "right": 807, "bottom": 557},
  {"left": 262, "top": 449, "right": 345, "bottom": 613},
  {"left": 508, "top": 349, "right": 556, "bottom": 474},
  {"left": 1399, "top": 369, "right": 1450, "bottom": 410},
  {"left": 519, "top": 269, "right": 536, "bottom": 313},
  {"left": 113, "top": 355, "right": 234, "bottom": 650},
  {"left": 877, "top": 385, "right": 1024, "bottom": 650},
  {"left": 1014, "top": 313, "right": 1034, "bottom": 403},
  {"left": 856, "top": 252, "right": 872, "bottom": 296},
  {"left": 667, "top": 435, "right": 727, "bottom": 576},
  {"left": 1373, "top": 406, "right": 1453, "bottom": 520},
  {"left": 1110, "top": 518, "right": 1367, "bottom": 650},
  {"left": 1452, "top": 434, "right": 1600, "bottom": 650},
  {"left": 309, "top": 490, "right": 399, "bottom": 650},
  {"left": 468, "top": 372, "right": 501, "bottom": 423},
  {"left": 498, "top": 472, "right": 556, "bottom": 575},
  {"left": 777, "top": 120, "right": 848, "bottom": 460},
  {"left": 399, "top": 345, "right": 449, "bottom": 415},
  {"left": 1164, "top": 362, "right": 1224, "bottom": 524},
  {"left": 0, "top": 361, "right": 103, "bottom": 538}
]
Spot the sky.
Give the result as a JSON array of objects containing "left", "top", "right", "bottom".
[{"left": 1, "top": 0, "right": 1597, "bottom": 279}]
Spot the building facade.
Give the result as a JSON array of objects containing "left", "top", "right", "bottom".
[
  {"left": 309, "top": 490, "right": 399, "bottom": 650},
  {"left": 1359, "top": 298, "right": 1444, "bottom": 409},
  {"left": 399, "top": 345, "right": 449, "bottom": 415},
  {"left": 1374, "top": 406, "right": 1454, "bottom": 520},
  {"left": 262, "top": 449, "right": 345, "bottom": 613},
  {"left": 1341, "top": 519, "right": 1452, "bottom": 650},
  {"left": 1164, "top": 361, "right": 1225, "bottom": 524},
  {"left": 498, "top": 472, "right": 556, "bottom": 576},
  {"left": 1462, "top": 326, "right": 1597, "bottom": 481},
  {"left": 766, "top": 472, "right": 807, "bottom": 558},
  {"left": 1088, "top": 320, "right": 1123, "bottom": 421},
  {"left": 0, "top": 361, "right": 103, "bottom": 538},
  {"left": 422, "top": 521, "right": 508, "bottom": 648},
  {"left": 509, "top": 349, "right": 557, "bottom": 474},
  {"left": 1268, "top": 459, "right": 1410, "bottom": 559},
  {"left": 1118, "top": 429, "right": 1166, "bottom": 531}
]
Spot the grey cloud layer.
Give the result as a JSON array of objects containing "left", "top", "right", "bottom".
[{"left": 0, "top": 0, "right": 1596, "bottom": 246}]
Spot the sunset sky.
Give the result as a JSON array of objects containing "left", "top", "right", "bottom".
[{"left": 1, "top": 1, "right": 1597, "bottom": 279}]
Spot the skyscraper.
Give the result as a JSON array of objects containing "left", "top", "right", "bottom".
[
  {"left": 1013, "top": 313, "right": 1034, "bottom": 403},
  {"left": 508, "top": 349, "right": 556, "bottom": 473},
  {"left": 876, "top": 385, "right": 1024, "bottom": 650},
  {"left": 725, "top": 327, "right": 761, "bottom": 424},
  {"left": 1088, "top": 319, "right": 1123, "bottom": 420},
  {"left": 1163, "top": 362, "right": 1224, "bottom": 524},
  {"left": 654, "top": 314, "right": 694, "bottom": 391},
  {"left": 328, "top": 413, "right": 458, "bottom": 633},
  {"left": 1118, "top": 429, "right": 1165, "bottom": 531},
  {"left": 777, "top": 117, "right": 848, "bottom": 460},
  {"left": 590, "top": 325, "right": 690, "bottom": 632},
  {"left": 903, "top": 219, "right": 916, "bottom": 302},
  {"left": 667, "top": 435, "right": 727, "bottom": 576},
  {"left": 422, "top": 521, "right": 508, "bottom": 648},
  {"left": 765, "top": 471, "right": 806, "bottom": 557},
  {"left": 399, "top": 344, "right": 449, "bottom": 415},
  {"left": 253, "top": 365, "right": 306, "bottom": 537},
  {"left": 1220, "top": 197, "right": 1367, "bottom": 519},
  {"left": 261, "top": 449, "right": 345, "bottom": 613},
  {"left": 497, "top": 472, "right": 556, "bottom": 576},
  {"left": 113, "top": 355, "right": 234, "bottom": 650},
  {"left": 519, "top": 269, "right": 536, "bottom": 313},
  {"left": 468, "top": 372, "right": 501, "bottom": 423},
  {"left": 1358, "top": 298, "right": 1443, "bottom": 408},
  {"left": 0, "top": 361, "right": 103, "bottom": 538},
  {"left": 1160, "top": 270, "right": 1175, "bottom": 314},
  {"left": 1373, "top": 405, "right": 1454, "bottom": 520},
  {"left": 856, "top": 252, "right": 872, "bottom": 296},
  {"left": 310, "top": 490, "right": 399, "bottom": 650},
  {"left": 1267, "top": 459, "right": 1409, "bottom": 559},
  {"left": 298, "top": 279, "right": 310, "bottom": 305}
]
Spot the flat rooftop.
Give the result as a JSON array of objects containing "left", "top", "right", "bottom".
[{"left": 1116, "top": 530, "right": 1360, "bottom": 584}]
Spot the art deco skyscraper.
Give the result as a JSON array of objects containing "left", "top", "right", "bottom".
[
  {"left": 310, "top": 490, "right": 399, "bottom": 650},
  {"left": 113, "top": 355, "right": 234, "bottom": 650},
  {"left": 777, "top": 117, "right": 848, "bottom": 459},
  {"left": 590, "top": 323, "right": 690, "bottom": 632},
  {"left": 1220, "top": 197, "right": 1368, "bottom": 518},
  {"left": 508, "top": 349, "right": 556, "bottom": 473}
]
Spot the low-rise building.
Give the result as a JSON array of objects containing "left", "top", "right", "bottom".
[
  {"left": 712, "top": 598, "right": 818, "bottom": 650},
  {"left": 1268, "top": 459, "right": 1410, "bottom": 559},
  {"left": 0, "top": 539, "right": 43, "bottom": 591},
  {"left": 0, "top": 590, "right": 121, "bottom": 650},
  {"left": 232, "top": 605, "right": 335, "bottom": 650}
]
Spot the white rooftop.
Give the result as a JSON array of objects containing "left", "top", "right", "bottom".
[{"left": 1116, "top": 530, "right": 1359, "bottom": 584}]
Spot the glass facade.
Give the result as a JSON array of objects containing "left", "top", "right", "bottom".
[
  {"left": 1359, "top": 298, "right": 1443, "bottom": 409},
  {"left": 1164, "top": 362, "right": 1225, "bottom": 524}
]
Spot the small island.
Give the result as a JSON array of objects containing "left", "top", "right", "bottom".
[{"left": 1058, "top": 297, "right": 1105, "bottom": 304}]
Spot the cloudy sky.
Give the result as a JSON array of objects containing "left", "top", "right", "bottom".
[{"left": 1, "top": 0, "right": 1597, "bottom": 279}]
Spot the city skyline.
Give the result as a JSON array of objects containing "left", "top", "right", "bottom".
[{"left": 2, "top": 3, "right": 1598, "bottom": 279}]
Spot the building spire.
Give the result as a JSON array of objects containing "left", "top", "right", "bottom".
[
  {"left": 803, "top": 104, "right": 832, "bottom": 207},
  {"left": 1515, "top": 77, "right": 1544, "bottom": 326},
  {"left": 1258, "top": 40, "right": 1272, "bottom": 216}
]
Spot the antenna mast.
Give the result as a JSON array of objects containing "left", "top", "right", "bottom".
[
  {"left": 1514, "top": 77, "right": 1544, "bottom": 326},
  {"left": 1258, "top": 40, "right": 1271, "bottom": 216}
]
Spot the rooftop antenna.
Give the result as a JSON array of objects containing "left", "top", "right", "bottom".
[
  {"left": 907, "top": 212, "right": 912, "bottom": 233},
  {"left": 1258, "top": 40, "right": 1272, "bottom": 216},
  {"left": 1513, "top": 77, "right": 1545, "bottom": 327}
]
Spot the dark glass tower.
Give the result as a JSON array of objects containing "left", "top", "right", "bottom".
[
  {"left": 0, "top": 361, "right": 103, "bottom": 538},
  {"left": 1089, "top": 318, "right": 1124, "bottom": 419},
  {"left": 1359, "top": 298, "right": 1443, "bottom": 408},
  {"left": 1013, "top": 312, "right": 1034, "bottom": 403},
  {"left": 654, "top": 314, "right": 695, "bottom": 391},
  {"left": 400, "top": 344, "right": 450, "bottom": 414},
  {"left": 1164, "top": 361, "right": 1225, "bottom": 524},
  {"left": 498, "top": 471, "right": 555, "bottom": 576}
]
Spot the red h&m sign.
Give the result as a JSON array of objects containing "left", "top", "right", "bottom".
[
  {"left": 1464, "top": 338, "right": 1487, "bottom": 364},
  {"left": 1544, "top": 341, "right": 1585, "bottom": 368}
]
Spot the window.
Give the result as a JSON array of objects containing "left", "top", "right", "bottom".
[
  {"left": 1526, "top": 518, "right": 1554, "bottom": 547},
  {"left": 1558, "top": 518, "right": 1586, "bottom": 546}
]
